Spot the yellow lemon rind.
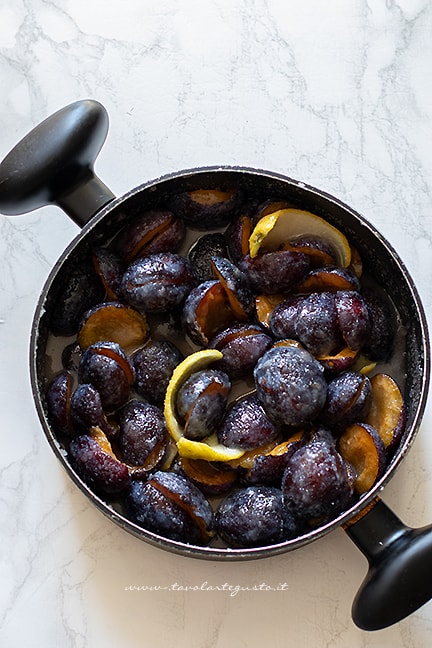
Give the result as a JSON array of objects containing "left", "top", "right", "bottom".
[
  {"left": 177, "top": 435, "right": 245, "bottom": 461},
  {"left": 164, "top": 349, "right": 244, "bottom": 462},
  {"left": 249, "top": 208, "right": 351, "bottom": 267}
]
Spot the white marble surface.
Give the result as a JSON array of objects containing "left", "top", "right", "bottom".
[{"left": 2, "top": 0, "right": 432, "bottom": 646}]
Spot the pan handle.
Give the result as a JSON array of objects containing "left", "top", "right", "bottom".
[
  {"left": 0, "top": 100, "right": 115, "bottom": 227},
  {"left": 344, "top": 497, "right": 432, "bottom": 630}
]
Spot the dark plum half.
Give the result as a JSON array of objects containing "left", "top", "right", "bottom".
[
  {"left": 254, "top": 346, "right": 327, "bottom": 427},
  {"left": 132, "top": 340, "right": 183, "bottom": 405},
  {"left": 209, "top": 323, "right": 273, "bottom": 379},
  {"left": 126, "top": 471, "right": 214, "bottom": 545},
  {"left": 121, "top": 252, "right": 195, "bottom": 313},
  {"left": 218, "top": 394, "right": 280, "bottom": 450},
  {"left": 176, "top": 368, "right": 231, "bottom": 440},
  {"left": 215, "top": 486, "right": 297, "bottom": 548},
  {"left": 282, "top": 438, "right": 354, "bottom": 526}
]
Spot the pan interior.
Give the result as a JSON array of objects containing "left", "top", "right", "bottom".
[{"left": 31, "top": 168, "right": 430, "bottom": 559}]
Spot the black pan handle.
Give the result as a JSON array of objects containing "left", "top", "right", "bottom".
[
  {"left": 0, "top": 99, "right": 115, "bottom": 227},
  {"left": 344, "top": 497, "right": 432, "bottom": 630}
]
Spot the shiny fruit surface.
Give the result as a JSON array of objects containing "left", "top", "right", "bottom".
[{"left": 42, "top": 184, "right": 407, "bottom": 551}]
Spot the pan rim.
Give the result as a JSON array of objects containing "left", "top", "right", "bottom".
[{"left": 29, "top": 165, "right": 431, "bottom": 559}]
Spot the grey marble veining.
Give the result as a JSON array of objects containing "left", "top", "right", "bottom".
[{"left": 1, "top": 1, "right": 432, "bottom": 646}]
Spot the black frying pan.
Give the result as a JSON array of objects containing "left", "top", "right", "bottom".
[{"left": 1, "top": 100, "right": 432, "bottom": 631}]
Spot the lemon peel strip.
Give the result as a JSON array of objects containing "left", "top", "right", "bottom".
[
  {"left": 177, "top": 435, "right": 245, "bottom": 461},
  {"left": 249, "top": 208, "right": 351, "bottom": 267},
  {"left": 164, "top": 349, "right": 245, "bottom": 461}
]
